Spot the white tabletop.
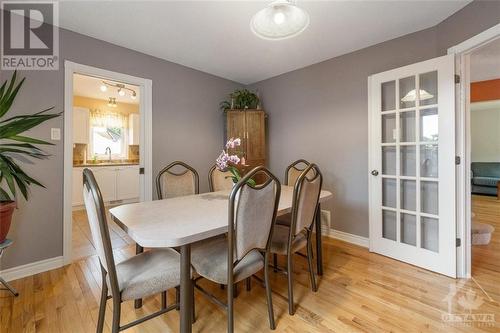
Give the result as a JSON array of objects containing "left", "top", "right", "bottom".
[{"left": 109, "top": 185, "right": 333, "bottom": 248}]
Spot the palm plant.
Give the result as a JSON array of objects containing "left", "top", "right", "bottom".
[{"left": 0, "top": 71, "right": 61, "bottom": 201}]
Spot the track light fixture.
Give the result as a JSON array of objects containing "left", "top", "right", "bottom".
[{"left": 100, "top": 81, "right": 137, "bottom": 100}]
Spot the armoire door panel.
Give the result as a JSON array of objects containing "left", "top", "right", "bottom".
[{"left": 245, "top": 110, "right": 266, "bottom": 161}]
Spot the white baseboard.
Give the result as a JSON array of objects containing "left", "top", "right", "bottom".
[
  {"left": 323, "top": 228, "right": 369, "bottom": 248},
  {"left": 0, "top": 256, "right": 64, "bottom": 282}
]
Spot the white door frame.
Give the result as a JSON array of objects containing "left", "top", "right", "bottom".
[
  {"left": 447, "top": 23, "right": 500, "bottom": 278},
  {"left": 63, "top": 61, "right": 153, "bottom": 264}
]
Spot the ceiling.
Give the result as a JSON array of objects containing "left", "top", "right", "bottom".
[
  {"left": 59, "top": 1, "right": 470, "bottom": 84},
  {"left": 471, "top": 37, "right": 500, "bottom": 82},
  {"left": 73, "top": 74, "right": 140, "bottom": 104}
]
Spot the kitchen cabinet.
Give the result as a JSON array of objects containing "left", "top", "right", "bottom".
[
  {"left": 73, "top": 107, "right": 90, "bottom": 144},
  {"left": 92, "top": 168, "right": 117, "bottom": 202},
  {"left": 72, "top": 165, "right": 140, "bottom": 206},
  {"left": 129, "top": 113, "right": 140, "bottom": 145},
  {"left": 116, "top": 166, "right": 140, "bottom": 200},
  {"left": 72, "top": 168, "right": 84, "bottom": 206}
]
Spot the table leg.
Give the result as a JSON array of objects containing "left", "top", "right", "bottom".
[
  {"left": 315, "top": 204, "right": 323, "bottom": 276},
  {"left": 180, "top": 244, "right": 192, "bottom": 333},
  {"left": 134, "top": 244, "right": 144, "bottom": 309},
  {"left": 0, "top": 276, "right": 19, "bottom": 296}
]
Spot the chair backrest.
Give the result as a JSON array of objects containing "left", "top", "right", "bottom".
[
  {"left": 156, "top": 161, "right": 199, "bottom": 199},
  {"left": 228, "top": 166, "right": 281, "bottom": 263},
  {"left": 285, "top": 159, "right": 311, "bottom": 186},
  {"left": 82, "top": 168, "right": 120, "bottom": 294},
  {"left": 208, "top": 164, "right": 234, "bottom": 192},
  {"left": 290, "top": 164, "right": 323, "bottom": 236}
]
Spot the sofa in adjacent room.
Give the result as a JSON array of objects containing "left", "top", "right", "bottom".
[{"left": 471, "top": 162, "right": 500, "bottom": 197}]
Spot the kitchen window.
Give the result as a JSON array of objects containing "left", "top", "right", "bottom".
[{"left": 89, "top": 109, "right": 128, "bottom": 160}]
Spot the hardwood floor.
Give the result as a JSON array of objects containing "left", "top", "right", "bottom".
[
  {"left": 1, "top": 206, "right": 499, "bottom": 332},
  {"left": 72, "top": 209, "right": 135, "bottom": 260},
  {"left": 471, "top": 195, "right": 500, "bottom": 303}
]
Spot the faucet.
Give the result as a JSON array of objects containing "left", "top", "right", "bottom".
[{"left": 105, "top": 147, "right": 112, "bottom": 162}]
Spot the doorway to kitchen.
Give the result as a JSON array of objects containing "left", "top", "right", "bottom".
[{"left": 63, "top": 61, "right": 152, "bottom": 264}]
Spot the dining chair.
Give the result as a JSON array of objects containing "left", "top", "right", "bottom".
[
  {"left": 191, "top": 166, "right": 281, "bottom": 332},
  {"left": 270, "top": 164, "right": 322, "bottom": 315},
  {"left": 208, "top": 164, "right": 234, "bottom": 192},
  {"left": 274, "top": 159, "right": 313, "bottom": 269},
  {"left": 83, "top": 168, "right": 183, "bottom": 333},
  {"left": 156, "top": 161, "right": 199, "bottom": 199},
  {"left": 284, "top": 159, "right": 311, "bottom": 186}
]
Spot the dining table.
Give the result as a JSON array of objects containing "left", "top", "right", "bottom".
[{"left": 109, "top": 185, "right": 333, "bottom": 333}]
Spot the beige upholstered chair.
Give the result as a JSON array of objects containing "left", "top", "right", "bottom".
[
  {"left": 191, "top": 166, "right": 281, "bottom": 333},
  {"left": 278, "top": 159, "right": 314, "bottom": 225},
  {"left": 270, "top": 164, "right": 322, "bottom": 315},
  {"left": 82, "top": 168, "right": 182, "bottom": 333},
  {"left": 208, "top": 164, "right": 234, "bottom": 192},
  {"left": 156, "top": 161, "right": 199, "bottom": 199},
  {"left": 274, "top": 159, "right": 314, "bottom": 268},
  {"left": 285, "top": 159, "right": 311, "bottom": 186}
]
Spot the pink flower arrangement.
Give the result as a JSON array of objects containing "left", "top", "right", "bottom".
[{"left": 216, "top": 138, "right": 254, "bottom": 185}]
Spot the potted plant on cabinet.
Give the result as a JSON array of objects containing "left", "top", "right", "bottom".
[
  {"left": 220, "top": 89, "right": 260, "bottom": 112},
  {"left": 0, "top": 71, "right": 60, "bottom": 242}
]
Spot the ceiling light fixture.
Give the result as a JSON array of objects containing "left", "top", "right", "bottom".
[
  {"left": 100, "top": 81, "right": 137, "bottom": 100},
  {"left": 401, "top": 89, "right": 434, "bottom": 102},
  {"left": 250, "top": 0, "right": 309, "bottom": 40}
]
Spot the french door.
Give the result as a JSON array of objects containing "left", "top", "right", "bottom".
[{"left": 368, "top": 54, "right": 456, "bottom": 277}]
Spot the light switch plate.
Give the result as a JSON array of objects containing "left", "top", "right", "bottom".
[{"left": 51, "top": 128, "right": 61, "bottom": 140}]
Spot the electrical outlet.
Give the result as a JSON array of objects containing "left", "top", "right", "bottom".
[{"left": 51, "top": 128, "right": 61, "bottom": 140}]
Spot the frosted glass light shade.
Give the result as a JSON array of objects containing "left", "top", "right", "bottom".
[
  {"left": 250, "top": 0, "right": 309, "bottom": 40},
  {"left": 401, "top": 89, "right": 434, "bottom": 102}
]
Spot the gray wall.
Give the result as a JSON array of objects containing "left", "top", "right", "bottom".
[
  {"left": 249, "top": 0, "right": 500, "bottom": 237},
  {"left": 1, "top": 27, "right": 239, "bottom": 270}
]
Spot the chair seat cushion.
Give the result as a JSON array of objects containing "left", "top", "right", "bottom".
[
  {"left": 112, "top": 248, "right": 181, "bottom": 301},
  {"left": 191, "top": 236, "right": 264, "bottom": 285},
  {"left": 270, "top": 224, "right": 307, "bottom": 255},
  {"left": 472, "top": 176, "right": 500, "bottom": 187}
]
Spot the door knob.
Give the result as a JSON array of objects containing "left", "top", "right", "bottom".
[{"left": 371, "top": 170, "right": 379, "bottom": 176}]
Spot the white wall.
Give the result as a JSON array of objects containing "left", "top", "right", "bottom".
[{"left": 471, "top": 100, "right": 500, "bottom": 162}]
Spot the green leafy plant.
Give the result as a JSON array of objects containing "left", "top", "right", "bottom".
[
  {"left": 0, "top": 71, "right": 61, "bottom": 201},
  {"left": 220, "top": 89, "right": 260, "bottom": 112}
]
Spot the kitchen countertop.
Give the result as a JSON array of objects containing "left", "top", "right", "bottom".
[{"left": 74, "top": 162, "right": 139, "bottom": 168}]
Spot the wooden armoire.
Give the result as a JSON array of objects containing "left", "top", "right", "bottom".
[{"left": 226, "top": 110, "right": 266, "bottom": 174}]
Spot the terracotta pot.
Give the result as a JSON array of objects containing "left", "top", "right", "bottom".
[{"left": 0, "top": 201, "right": 16, "bottom": 243}]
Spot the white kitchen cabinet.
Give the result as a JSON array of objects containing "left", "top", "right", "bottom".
[
  {"left": 72, "top": 165, "right": 140, "bottom": 206},
  {"left": 73, "top": 107, "right": 90, "bottom": 144},
  {"left": 116, "top": 166, "right": 140, "bottom": 200},
  {"left": 128, "top": 113, "right": 140, "bottom": 145},
  {"left": 91, "top": 168, "right": 117, "bottom": 202},
  {"left": 72, "top": 168, "right": 84, "bottom": 206}
]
